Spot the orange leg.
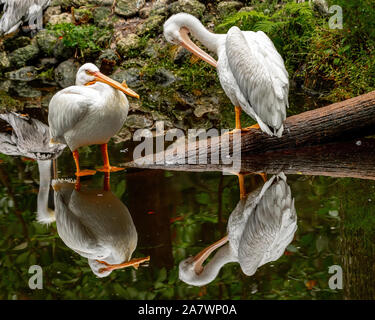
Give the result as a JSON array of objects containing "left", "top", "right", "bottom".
[
  {"left": 96, "top": 256, "right": 150, "bottom": 273},
  {"left": 235, "top": 106, "right": 242, "bottom": 130},
  {"left": 232, "top": 172, "right": 267, "bottom": 200},
  {"left": 225, "top": 106, "right": 243, "bottom": 135},
  {"left": 97, "top": 144, "right": 124, "bottom": 173},
  {"left": 73, "top": 150, "right": 96, "bottom": 177},
  {"left": 225, "top": 106, "right": 262, "bottom": 134},
  {"left": 103, "top": 172, "right": 111, "bottom": 191},
  {"left": 75, "top": 176, "right": 81, "bottom": 191},
  {"left": 237, "top": 173, "right": 246, "bottom": 200},
  {"left": 241, "top": 123, "right": 260, "bottom": 131}
]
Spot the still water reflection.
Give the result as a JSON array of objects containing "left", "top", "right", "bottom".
[
  {"left": 0, "top": 112, "right": 374, "bottom": 299},
  {"left": 179, "top": 173, "right": 297, "bottom": 287}
]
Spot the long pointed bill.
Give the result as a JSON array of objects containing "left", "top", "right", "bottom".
[
  {"left": 92, "top": 71, "right": 139, "bottom": 99},
  {"left": 191, "top": 235, "right": 228, "bottom": 274},
  {"left": 97, "top": 256, "right": 150, "bottom": 273},
  {"left": 179, "top": 27, "right": 217, "bottom": 68}
]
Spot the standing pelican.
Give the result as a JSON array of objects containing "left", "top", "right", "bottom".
[
  {"left": 45, "top": 177, "right": 150, "bottom": 277},
  {"left": 48, "top": 63, "right": 139, "bottom": 177},
  {"left": 163, "top": 13, "right": 289, "bottom": 136},
  {"left": 0, "top": 0, "right": 50, "bottom": 36},
  {"left": 179, "top": 173, "right": 297, "bottom": 286}
]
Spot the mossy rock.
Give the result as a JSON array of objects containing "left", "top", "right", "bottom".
[
  {"left": 217, "top": 1, "right": 243, "bottom": 18},
  {"left": 93, "top": 7, "right": 117, "bottom": 28},
  {"left": 125, "top": 114, "right": 153, "bottom": 129},
  {"left": 116, "top": 34, "right": 142, "bottom": 57},
  {"left": 5, "top": 66, "right": 38, "bottom": 82},
  {"left": 0, "top": 91, "right": 23, "bottom": 111},
  {"left": 150, "top": 0, "right": 169, "bottom": 17},
  {"left": 115, "top": 0, "right": 146, "bottom": 18},
  {"left": 73, "top": 7, "right": 94, "bottom": 24},
  {"left": 3, "top": 36, "right": 31, "bottom": 52},
  {"left": 36, "top": 29, "right": 74, "bottom": 60},
  {"left": 136, "top": 15, "right": 165, "bottom": 36},
  {"left": 9, "top": 44, "right": 40, "bottom": 68},
  {"left": 49, "top": 13, "right": 75, "bottom": 25},
  {"left": 170, "top": 0, "right": 205, "bottom": 18},
  {"left": 36, "top": 30, "right": 58, "bottom": 55},
  {"left": 0, "top": 52, "right": 10, "bottom": 70}
]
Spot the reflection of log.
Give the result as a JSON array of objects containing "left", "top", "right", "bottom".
[
  {"left": 341, "top": 228, "right": 375, "bottom": 299},
  {"left": 126, "top": 170, "right": 175, "bottom": 269},
  {"left": 125, "top": 139, "right": 375, "bottom": 181}
]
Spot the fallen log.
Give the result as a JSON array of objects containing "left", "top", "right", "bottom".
[
  {"left": 124, "top": 90, "right": 375, "bottom": 167},
  {"left": 239, "top": 90, "right": 375, "bottom": 153},
  {"left": 124, "top": 139, "right": 375, "bottom": 181}
]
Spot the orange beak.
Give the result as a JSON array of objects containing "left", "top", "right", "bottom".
[
  {"left": 88, "top": 71, "right": 139, "bottom": 99},
  {"left": 179, "top": 27, "right": 217, "bottom": 68},
  {"left": 191, "top": 235, "right": 228, "bottom": 274}
]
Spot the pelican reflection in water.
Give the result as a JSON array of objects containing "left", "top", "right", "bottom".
[
  {"left": 36, "top": 169, "right": 150, "bottom": 277},
  {"left": 179, "top": 173, "right": 297, "bottom": 286}
]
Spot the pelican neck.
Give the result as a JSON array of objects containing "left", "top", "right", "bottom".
[{"left": 180, "top": 16, "right": 222, "bottom": 53}]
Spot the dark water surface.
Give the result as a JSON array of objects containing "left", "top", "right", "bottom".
[{"left": 0, "top": 89, "right": 374, "bottom": 300}]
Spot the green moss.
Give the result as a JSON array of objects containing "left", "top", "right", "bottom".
[
  {"left": 37, "top": 67, "right": 55, "bottom": 81},
  {"left": 0, "top": 91, "right": 23, "bottom": 111},
  {"left": 216, "top": 1, "right": 375, "bottom": 103}
]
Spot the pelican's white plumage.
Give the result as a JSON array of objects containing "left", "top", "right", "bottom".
[
  {"left": 0, "top": 0, "right": 50, "bottom": 36},
  {"left": 224, "top": 27, "right": 289, "bottom": 135},
  {"left": 163, "top": 13, "right": 289, "bottom": 136},
  {"left": 179, "top": 173, "right": 297, "bottom": 286},
  {"left": 0, "top": 112, "right": 65, "bottom": 160},
  {"left": 48, "top": 63, "right": 129, "bottom": 152},
  {"left": 52, "top": 179, "right": 138, "bottom": 278}
]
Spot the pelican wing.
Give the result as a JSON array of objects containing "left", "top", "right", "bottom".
[
  {"left": 0, "top": 112, "right": 65, "bottom": 159},
  {"left": 48, "top": 86, "right": 95, "bottom": 142},
  {"left": 237, "top": 174, "right": 297, "bottom": 276},
  {"left": 226, "top": 27, "right": 289, "bottom": 136},
  {"left": 0, "top": 0, "right": 50, "bottom": 34},
  {"left": 54, "top": 182, "right": 109, "bottom": 259}
]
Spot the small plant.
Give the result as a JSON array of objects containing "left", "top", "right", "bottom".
[{"left": 47, "top": 23, "right": 113, "bottom": 58}]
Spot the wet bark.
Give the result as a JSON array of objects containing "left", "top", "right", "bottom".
[{"left": 125, "top": 91, "right": 375, "bottom": 172}]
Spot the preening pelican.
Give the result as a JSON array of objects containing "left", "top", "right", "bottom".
[
  {"left": 0, "top": 112, "right": 64, "bottom": 224},
  {"left": 48, "top": 63, "right": 139, "bottom": 177},
  {"left": 49, "top": 177, "right": 149, "bottom": 277},
  {"left": 0, "top": 112, "right": 65, "bottom": 160},
  {"left": 0, "top": 0, "right": 50, "bottom": 36},
  {"left": 179, "top": 173, "right": 297, "bottom": 286},
  {"left": 163, "top": 13, "right": 289, "bottom": 136}
]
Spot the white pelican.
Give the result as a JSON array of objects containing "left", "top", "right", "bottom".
[
  {"left": 179, "top": 173, "right": 297, "bottom": 286},
  {"left": 163, "top": 13, "right": 289, "bottom": 136},
  {"left": 37, "top": 176, "right": 150, "bottom": 277},
  {"left": 0, "top": 112, "right": 64, "bottom": 224},
  {"left": 48, "top": 63, "right": 139, "bottom": 177},
  {"left": 0, "top": 0, "right": 50, "bottom": 36}
]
